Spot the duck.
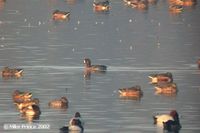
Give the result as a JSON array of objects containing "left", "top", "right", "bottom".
[
  {"left": 123, "top": 0, "right": 136, "bottom": 6},
  {"left": 148, "top": 72, "right": 173, "bottom": 84},
  {"left": 154, "top": 83, "right": 177, "bottom": 94},
  {"left": 21, "top": 105, "right": 41, "bottom": 116},
  {"left": 48, "top": 96, "right": 68, "bottom": 108},
  {"left": 168, "top": 0, "right": 197, "bottom": 6},
  {"left": 52, "top": 10, "right": 70, "bottom": 20},
  {"left": 15, "top": 98, "right": 39, "bottom": 110},
  {"left": 93, "top": 0, "right": 110, "bottom": 12},
  {"left": 153, "top": 110, "right": 181, "bottom": 128},
  {"left": 83, "top": 58, "right": 107, "bottom": 72},
  {"left": 169, "top": 5, "right": 183, "bottom": 14},
  {"left": 60, "top": 112, "right": 84, "bottom": 133},
  {"left": 69, "top": 112, "right": 84, "bottom": 126},
  {"left": 130, "top": 0, "right": 148, "bottom": 10},
  {"left": 1, "top": 67, "right": 23, "bottom": 77},
  {"left": 118, "top": 85, "right": 143, "bottom": 98},
  {"left": 12, "top": 90, "right": 32, "bottom": 103}
]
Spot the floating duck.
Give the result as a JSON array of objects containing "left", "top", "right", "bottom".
[
  {"left": 169, "top": 5, "right": 183, "bottom": 14},
  {"left": 84, "top": 58, "right": 107, "bottom": 72},
  {"left": 12, "top": 90, "right": 32, "bottom": 103},
  {"left": 168, "top": 0, "right": 197, "bottom": 6},
  {"left": 130, "top": 0, "right": 148, "bottom": 10},
  {"left": 93, "top": 0, "right": 110, "bottom": 12},
  {"left": 118, "top": 85, "right": 143, "bottom": 98},
  {"left": 52, "top": 10, "right": 70, "bottom": 20},
  {"left": 153, "top": 110, "right": 181, "bottom": 128},
  {"left": 15, "top": 98, "right": 39, "bottom": 110},
  {"left": 123, "top": 0, "right": 135, "bottom": 6},
  {"left": 48, "top": 97, "right": 68, "bottom": 108},
  {"left": 154, "top": 83, "right": 177, "bottom": 94},
  {"left": 148, "top": 72, "right": 173, "bottom": 84},
  {"left": 60, "top": 112, "right": 84, "bottom": 133},
  {"left": 1, "top": 67, "right": 23, "bottom": 77}
]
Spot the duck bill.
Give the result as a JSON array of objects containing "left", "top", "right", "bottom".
[
  {"left": 148, "top": 76, "right": 153, "bottom": 79},
  {"left": 154, "top": 86, "right": 162, "bottom": 93}
]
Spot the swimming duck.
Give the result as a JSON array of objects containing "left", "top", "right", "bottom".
[
  {"left": 130, "top": 0, "right": 148, "bottom": 10},
  {"left": 69, "top": 112, "right": 84, "bottom": 126},
  {"left": 1, "top": 67, "right": 23, "bottom": 77},
  {"left": 153, "top": 110, "right": 180, "bottom": 128},
  {"left": 169, "top": 5, "right": 183, "bottom": 14},
  {"left": 12, "top": 90, "right": 32, "bottom": 103},
  {"left": 93, "top": 0, "right": 110, "bottom": 12},
  {"left": 21, "top": 105, "right": 41, "bottom": 116},
  {"left": 154, "top": 83, "right": 177, "bottom": 94},
  {"left": 168, "top": 0, "right": 197, "bottom": 6},
  {"left": 123, "top": 0, "right": 136, "bottom": 6},
  {"left": 60, "top": 112, "right": 84, "bottom": 133},
  {"left": 15, "top": 98, "right": 39, "bottom": 110},
  {"left": 48, "top": 96, "right": 68, "bottom": 108},
  {"left": 83, "top": 58, "right": 107, "bottom": 72},
  {"left": 148, "top": 72, "right": 173, "bottom": 84},
  {"left": 52, "top": 10, "right": 70, "bottom": 20},
  {"left": 118, "top": 85, "right": 143, "bottom": 98}
]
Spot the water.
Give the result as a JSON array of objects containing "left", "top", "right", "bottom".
[{"left": 0, "top": 0, "right": 200, "bottom": 132}]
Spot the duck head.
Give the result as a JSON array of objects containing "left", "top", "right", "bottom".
[{"left": 83, "top": 58, "right": 91, "bottom": 67}]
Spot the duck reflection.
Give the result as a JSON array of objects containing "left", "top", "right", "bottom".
[
  {"left": 83, "top": 69, "right": 106, "bottom": 80},
  {"left": 21, "top": 113, "right": 40, "bottom": 122}
]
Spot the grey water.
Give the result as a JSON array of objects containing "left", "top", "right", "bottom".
[{"left": 0, "top": 0, "right": 200, "bottom": 132}]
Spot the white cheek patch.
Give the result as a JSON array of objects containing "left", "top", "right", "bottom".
[{"left": 84, "top": 60, "right": 86, "bottom": 63}]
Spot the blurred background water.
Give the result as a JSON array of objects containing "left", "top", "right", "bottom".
[{"left": 0, "top": 0, "right": 200, "bottom": 133}]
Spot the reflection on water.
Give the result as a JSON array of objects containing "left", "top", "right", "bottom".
[{"left": 0, "top": 0, "right": 200, "bottom": 132}]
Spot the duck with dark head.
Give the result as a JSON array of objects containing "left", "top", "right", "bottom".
[
  {"left": 48, "top": 96, "right": 68, "bottom": 109},
  {"left": 60, "top": 112, "right": 84, "bottom": 133},
  {"left": 153, "top": 110, "right": 181, "bottom": 132},
  {"left": 83, "top": 58, "right": 107, "bottom": 72}
]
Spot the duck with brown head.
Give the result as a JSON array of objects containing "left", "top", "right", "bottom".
[
  {"left": 48, "top": 96, "right": 68, "bottom": 109},
  {"left": 1, "top": 67, "right": 23, "bottom": 78},
  {"left": 118, "top": 85, "right": 143, "bottom": 99},
  {"left": 154, "top": 83, "right": 177, "bottom": 94},
  {"left": 52, "top": 10, "right": 70, "bottom": 21},
  {"left": 93, "top": 0, "right": 110, "bottom": 12},
  {"left": 148, "top": 72, "right": 173, "bottom": 84},
  {"left": 12, "top": 90, "right": 32, "bottom": 103}
]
